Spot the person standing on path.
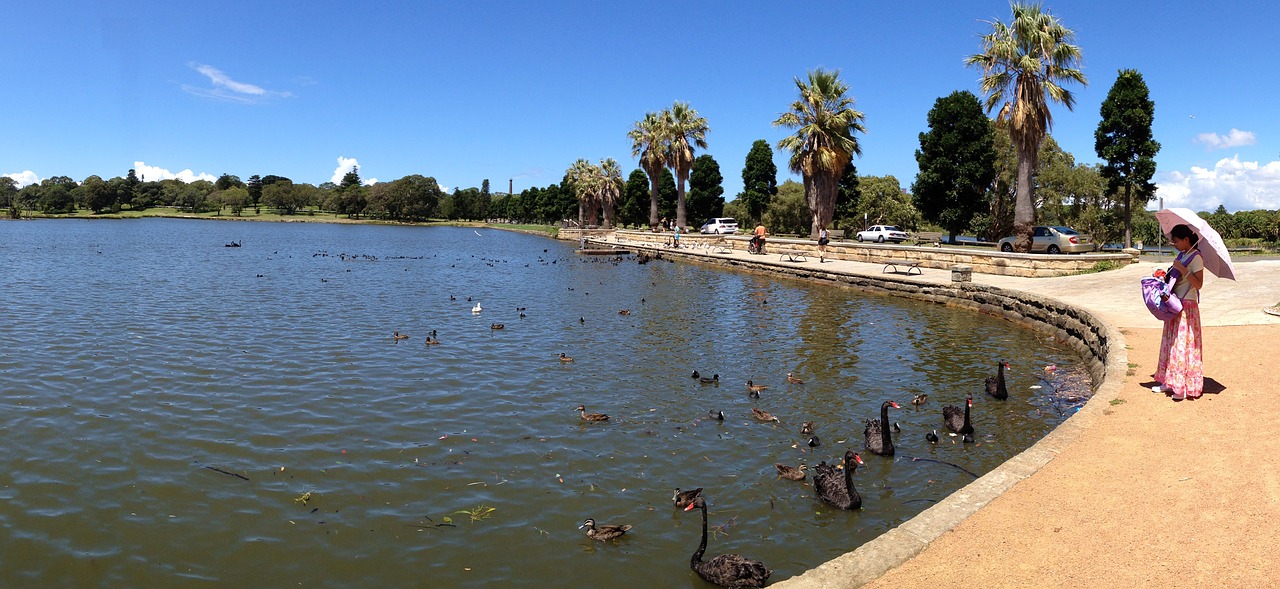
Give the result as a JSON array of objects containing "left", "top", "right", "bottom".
[
  {"left": 817, "top": 225, "right": 830, "bottom": 262},
  {"left": 752, "top": 223, "right": 767, "bottom": 254},
  {"left": 1154, "top": 223, "right": 1205, "bottom": 400}
]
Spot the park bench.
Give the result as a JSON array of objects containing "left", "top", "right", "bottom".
[
  {"left": 779, "top": 250, "right": 808, "bottom": 263},
  {"left": 710, "top": 239, "right": 733, "bottom": 254},
  {"left": 828, "top": 229, "right": 846, "bottom": 241},
  {"left": 882, "top": 259, "right": 923, "bottom": 275}
]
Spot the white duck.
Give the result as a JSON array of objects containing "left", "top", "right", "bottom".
[{"left": 471, "top": 302, "right": 483, "bottom": 314}]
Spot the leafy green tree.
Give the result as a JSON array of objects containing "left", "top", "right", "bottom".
[
  {"left": 763, "top": 180, "right": 810, "bottom": 236},
  {"left": 855, "top": 175, "right": 921, "bottom": 230},
  {"left": 131, "top": 179, "right": 161, "bottom": 210},
  {"left": 661, "top": 101, "right": 710, "bottom": 229},
  {"left": 912, "top": 90, "right": 997, "bottom": 242},
  {"left": 774, "top": 68, "right": 867, "bottom": 239},
  {"left": 82, "top": 175, "right": 115, "bottom": 213},
  {"left": 246, "top": 175, "right": 263, "bottom": 210},
  {"left": 1095, "top": 69, "right": 1160, "bottom": 248},
  {"left": 39, "top": 184, "right": 75, "bottom": 214},
  {"left": 657, "top": 167, "right": 678, "bottom": 221},
  {"left": 832, "top": 161, "right": 860, "bottom": 229},
  {"left": 217, "top": 187, "right": 251, "bottom": 215},
  {"left": 215, "top": 174, "right": 243, "bottom": 191},
  {"left": 262, "top": 180, "right": 303, "bottom": 214},
  {"left": 397, "top": 175, "right": 443, "bottom": 221},
  {"left": 686, "top": 154, "right": 724, "bottom": 224},
  {"left": 628, "top": 112, "right": 669, "bottom": 230},
  {"left": 967, "top": 2, "right": 1086, "bottom": 252},
  {"left": 618, "top": 169, "right": 650, "bottom": 228},
  {"left": 0, "top": 176, "right": 18, "bottom": 218},
  {"left": 739, "top": 139, "right": 777, "bottom": 223}
]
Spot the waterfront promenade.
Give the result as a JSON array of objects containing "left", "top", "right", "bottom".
[{"left": 600, "top": 234, "right": 1280, "bottom": 588}]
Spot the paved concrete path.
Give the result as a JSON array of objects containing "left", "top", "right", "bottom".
[{"left": 602, "top": 235, "right": 1280, "bottom": 587}]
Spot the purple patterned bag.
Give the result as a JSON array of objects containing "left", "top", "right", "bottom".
[{"left": 1140, "top": 250, "right": 1200, "bottom": 321}]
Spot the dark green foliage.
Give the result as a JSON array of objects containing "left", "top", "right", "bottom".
[
  {"left": 912, "top": 90, "right": 997, "bottom": 242},
  {"left": 658, "top": 168, "right": 677, "bottom": 221},
  {"left": 246, "top": 175, "right": 263, "bottom": 207},
  {"left": 618, "top": 169, "right": 650, "bottom": 228},
  {"left": 214, "top": 174, "right": 243, "bottom": 191},
  {"left": 1095, "top": 69, "right": 1160, "bottom": 247},
  {"left": 833, "top": 161, "right": 860, "bottom": 229},
  {"left": 739, "top": 139, "right": 777, "bottom": 222},
  {"left": 686, "top": 154, "right": 725, "bottom": 224}
]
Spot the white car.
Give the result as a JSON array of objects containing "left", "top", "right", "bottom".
[
  {"left": 699, "top": 218, "right": 738, "bottom": 234},
  {"left": 855, "top": 225, "right": 909, "bottom": 243}
]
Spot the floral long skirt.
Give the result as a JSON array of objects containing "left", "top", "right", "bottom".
[{"left": 1155, "top": 300, "right": 1203, "bottom": 398}]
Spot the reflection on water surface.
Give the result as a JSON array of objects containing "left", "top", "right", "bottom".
[{"left": 0, "top": 219, "right": 1091, "bottom": 587}]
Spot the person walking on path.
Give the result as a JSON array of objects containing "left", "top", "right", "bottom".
[
  {"left": 752, "top": 223, "right": 768, "bottom": 254},
  {"left": 1154, "top": 223, "right": 1205, "bottom": 400},
  {"left": 817, "top": 225, "right": 830, "bottom": 262},
  {"left": 673, "top": 224, "right": 681, "bottom": 248}
]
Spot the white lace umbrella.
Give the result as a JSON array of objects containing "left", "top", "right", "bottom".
[{"left": 1154, "top": 208, "right": 1236, "bottom": 280}]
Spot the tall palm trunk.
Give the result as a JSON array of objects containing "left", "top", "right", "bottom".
[
  {"left": 1013, "top": 146, "right": 1037, "bottom": 252},
  {"left": 807, "top": 172, "right": 838, "bottom": 239},
  {"left": 675, "top": 170, "right": 689, "bottom": 230}
]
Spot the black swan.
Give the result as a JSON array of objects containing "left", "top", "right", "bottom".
[
  {"left": 684, "top": 497, "right": 771, "bottom": 587},
  {"left": 579, "top": 518, "right": 631, "bottom": 541},
  {"left": 775, "top": 463, "right": 807, "bottom": 480},
  {"left": 864, "top": 400, "right": 901, "bottom": 456},
  {"left": 985, "top": 361, "right": 1009, "bottom": 400},
  {"left": 813, "top": 450, "right": 865, "bottom": 510},
  {"left": 576, "top": 404, "right": 610, "bottom": 422},
  {"left": 672, "top": 487, "right": 703, "bottom": 508},
  {"left": 943, "top": 396, "right": 974, "bottom": 435}
]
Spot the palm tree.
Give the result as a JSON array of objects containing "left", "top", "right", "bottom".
[
  {"left": 966, "top": 2, "right": 1086, "bottom": 252},
  {"left": 598, "top": 158, "right": 623, "bottom": 230},
  {"left": 627, "top": 112, "right": 669, "bottom": 231},
  {"left": 567, "top": 158, "right": 598, "bottom": 227},
  {"left": 661, "top": 101, "right": 709, "bottom": 231},
  {"left": 773, "top": 69, "right": 866, "bottom": 239}
]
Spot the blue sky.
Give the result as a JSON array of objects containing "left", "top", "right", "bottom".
[{"left": 3, "top": 1, "right": 1278, "bottom": 213}]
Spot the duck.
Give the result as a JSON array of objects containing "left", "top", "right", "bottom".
[
  {"left": 684, "top": 496, "right": 771, "bottom": 588},
  {"left": 471, "top": 303, "right": 483, "bottom": 314},
  {"left": 746, "top": 380, "right": 768, "bottom": 393},
  {"left": 943, "top": 395, "right": 975, "bottom": 435},
  {"left": 986, "top": 361, "right": 1009, "bottom": 400},
  {"left": 813, "top": 450, "right": 865, "bottom": 510},
  {"left": 691, "top": 370, "right": 701, "bottom": 379},
  {"left": 490, "top": 323, "right": 504, "bottom": 330},
  {"left": 775, "top": 463, "right": 807, "bottom": 481},
  {"left": 699, "top": 374, "right": 720, "bottom": 385},
  {"left": 892, "top": 422, "right": 902, "bottom": 433},
  {"left": 576, "top": 404, "right": 609, "bottom": 421},
  {"left": 750, "top": 407, "right": 780, "bottom": 423},
  {"left": 962, "top": 433, "right": 975, "bottom": 444},
  {"left": 911, "top": 393, "right": 929, "bottom": 406},
  {"left": 807, "top": 436, "right": 821, "bottom": 447},
  {"left": 579, "top": 518, "right": 631, "bottom": 541},
  {"left": 786, "top": 372, "right": 805, "bottom": 385},
  {"left": 672, "top": 487, "right": 703, "bottom": 509},
  {"left": 925, "top": 429, "right": 940, "bottom": 444},
  {"left": 424, "top": 336, "right": 440, "bottom": 345},
  {"left": 559, "top": 353, "right": 574, "bottom": 363},
  {"left": 800, "top": 421, "right": 814, "bottom": 436},
  {"left": 707, "top": 410, "right": 725, "bottom": 421},
  {"left": 618, "top": 309, "right": 631, "bottom": 316},
  {"left": 864, "top": 400, "right": 902, "bottom": 456},
  {"left": 392, "top": 331, "right": 409, "bottom": 340}
]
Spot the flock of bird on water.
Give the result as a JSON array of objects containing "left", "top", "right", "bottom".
[
  {"left": 376, "top": 248, "right": 1019, "bottom": 587},
  {"left": 574, "top": 361, "right": 1010, "bottom": 587}
]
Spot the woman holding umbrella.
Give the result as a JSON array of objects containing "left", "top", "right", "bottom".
[{"left": 1154, "top": 224, "right": 1206, "bottom": 400}]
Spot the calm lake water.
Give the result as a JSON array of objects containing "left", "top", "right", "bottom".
[{"left": 0, "top": 218, "right": 1091, "bottom": 587}]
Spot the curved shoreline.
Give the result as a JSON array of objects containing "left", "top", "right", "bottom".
[{"left": 595, "top": 238, "right": 1128, "bottom": 587}]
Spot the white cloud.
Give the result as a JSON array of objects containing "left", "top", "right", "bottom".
[
  {"left": 1193, "top": 128, "right": 1256, "bottom": 150},
  {"left": 331, "top": 156, "right": 359, "bottom": 185},
  {"left": 4, "top": 170, "right": 40, "bottom": 187},
  {"left": 1155, "top": 155, "right": 1280, "bottom": 212},
  {"left": 133, "top": 161, "right": 216, "bottom": 184},
  {"left": 182, "top": 63, "right": 291, "bottom": 103}
]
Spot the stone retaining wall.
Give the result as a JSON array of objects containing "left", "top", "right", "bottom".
[{"left": 613, "top": 229, "right": 1134, "bottom": 278}]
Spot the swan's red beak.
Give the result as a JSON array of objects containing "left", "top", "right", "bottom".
[
  {"left": 890, "top": 401, "right": 901, "bottom": 409},
  {"left": 854, "top": 454, "right": 865, "bottom": 465},
  {"left": 684, "top": 502, "right": 697, "bottom": 512}
]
